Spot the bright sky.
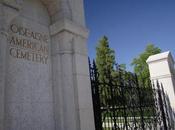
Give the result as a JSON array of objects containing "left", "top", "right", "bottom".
[{"left": 84, "top": 0, "right": 175, "bottom": 71}]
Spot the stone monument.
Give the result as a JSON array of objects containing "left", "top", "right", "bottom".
[
  {"left": 0, "top": 0, "right": 95, "bottom": 130},
  {"left": 147, "top": 51, "right": 175, "bottom": 111}
]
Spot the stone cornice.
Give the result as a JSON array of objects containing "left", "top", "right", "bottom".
[
  {"left": 50, "top": 19, "right": 89, "bottom": 39},
  {"left": 150, "top": 74, "right": 174, "bottom": 80}
]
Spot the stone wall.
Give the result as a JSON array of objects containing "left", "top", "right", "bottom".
[{"left": 0, "top": 0, "right": 95, "bottom": 130}]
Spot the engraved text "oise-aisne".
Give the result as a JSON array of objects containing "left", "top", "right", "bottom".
[{"left": 9, "top": 24, "right": 49, "bottom": 64}]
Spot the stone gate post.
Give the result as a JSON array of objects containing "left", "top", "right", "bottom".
[
  {"left": 147, "top": 51, "right": 175, "bottom": 111},
  {"left": 0, "top": 4, "right": 7, "bottom": 130},
  {"left": 0, "top": 0, "right": 95, "bottom": 130},
  {"left": 50, "top": 0, "right": 95, "bottom": 130}
]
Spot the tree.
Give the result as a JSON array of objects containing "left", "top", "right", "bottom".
[
  {"left": 131, "top": 44, "right": 161, "bottom": 86},
  {"left": 95, "top": 36, "right": 116, "bottom": 109},
  {"left": 96, "top": 36, "right": 116, "bottom": 83}
]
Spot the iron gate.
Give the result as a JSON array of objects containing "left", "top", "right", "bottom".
[{"left": 89, "top": 61, "right": 174, "bottom": 130}]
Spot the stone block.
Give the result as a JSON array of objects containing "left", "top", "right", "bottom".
[{"left": 0, "top": 0, "right": 95, "bottom": 130}]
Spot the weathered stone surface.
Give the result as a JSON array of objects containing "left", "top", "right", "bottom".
[
  {"left": 0, "top": 0, "right": 95, "bottom": 130},
  {"left": 147, "top": 51, "right": 175, "bottom": 109},
  {"left": 4, "top": 0, "right": 55, "bottom": 130}
]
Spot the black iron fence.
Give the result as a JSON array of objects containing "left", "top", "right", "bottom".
[{"left": 89, "top": 61, "right": 175, "bottom": 130}]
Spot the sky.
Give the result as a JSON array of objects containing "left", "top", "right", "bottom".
[{"left": 84, "top": 0, "right": 175, "bottom": 71}]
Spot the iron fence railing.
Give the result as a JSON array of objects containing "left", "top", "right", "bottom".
[{"left": 89, "top": 60, "right": 175, "bottom": 130}]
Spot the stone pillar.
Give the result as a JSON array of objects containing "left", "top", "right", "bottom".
[
  {"left": 0, "top": 0, "right": 95, "bottom": 130},
  {"left": 0, "top": 3, "right": 19, "bottom": 129},
  {"left": 147, "top": 51, "right": 175, "bottom": 111},
  {"left": 0, "top": 4, "right": 6, "bottom": 130},
  {"left": 51, "top": 0, "right": 95, "bottom": 130}
]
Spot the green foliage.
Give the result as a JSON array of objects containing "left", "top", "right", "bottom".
[
  {"left": 131, "top": 44, "right": 161, "bottom": 86},
  {"left": 95, "top": 36, "right": 116, "bottom": 106},
  {"left": 96, "top": 36, "right": 116, "bottom": 83},
  {"left": 119, "top": 64, "right": 126, "bottom": 70}
]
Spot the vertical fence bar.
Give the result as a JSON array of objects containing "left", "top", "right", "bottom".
[
  {"left": 161, "top": 84, "right": 170, "bottom": 129},
  {"left": 119, "top": 68, "right": 128, "bottom": 130},
  {"left": 108, "top": 69, "right": 117, "bottom": 130},
  {"left": 135, "top": 75, "right": 145, "bottom": 130},
  {"left": 157, "top": 81, "right": 168, "bottom": 130},
  {"left": 151, "top": 83, "right": 158, "bottom": 130},
  {"left": 89, "top": 60, "right": 103, "bottom": 130}
]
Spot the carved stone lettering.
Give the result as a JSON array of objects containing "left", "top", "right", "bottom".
[{"left": 9, "top": 24, "right": 49, "bottom": 64}]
